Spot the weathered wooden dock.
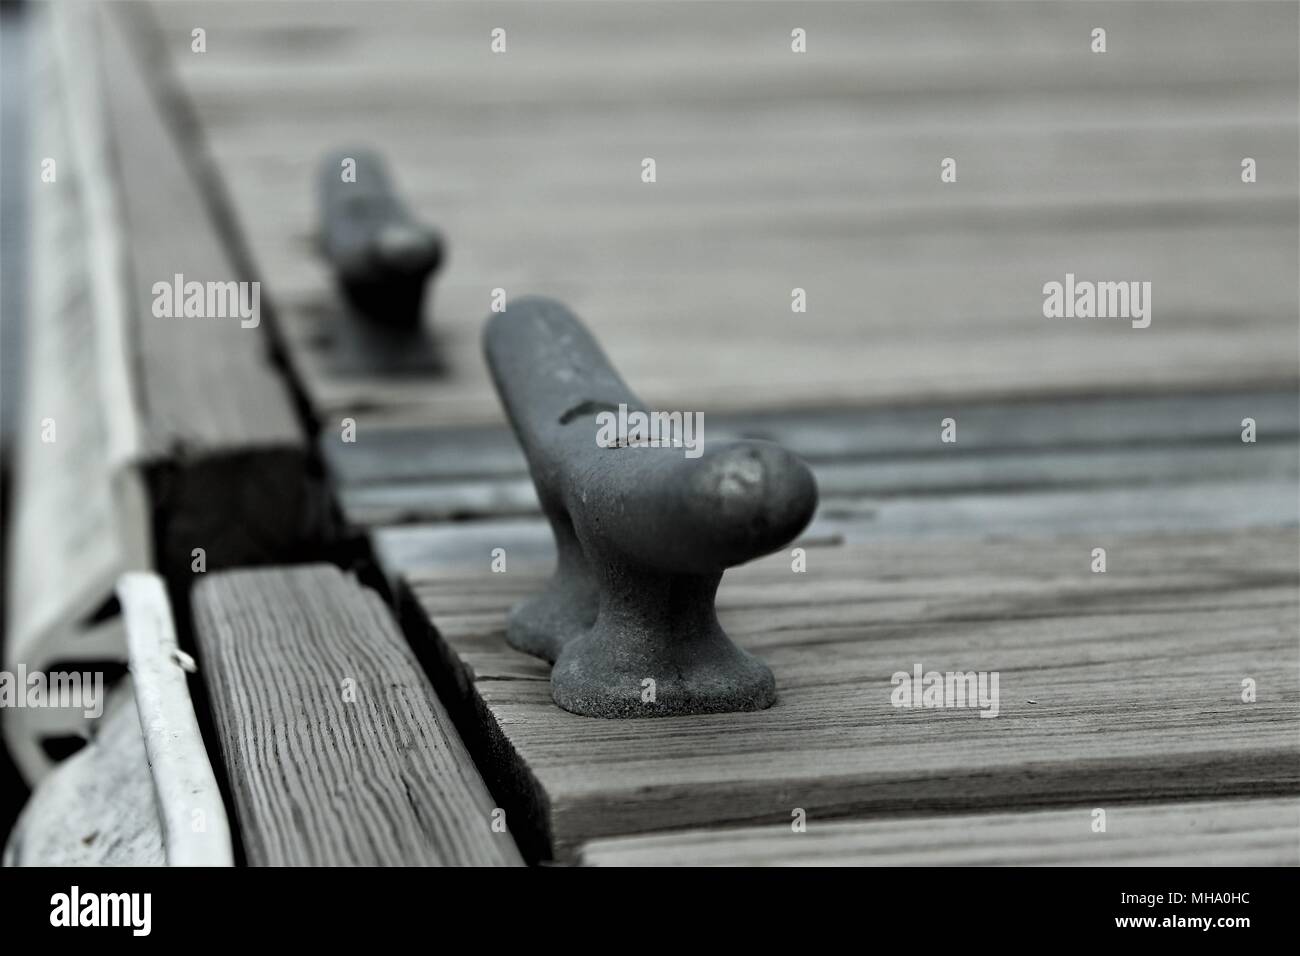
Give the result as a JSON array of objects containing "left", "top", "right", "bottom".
[{"left": 5, "top": 0, "right": 1298, "bottom": 866}]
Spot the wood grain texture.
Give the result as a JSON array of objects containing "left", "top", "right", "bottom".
[
  {"left": 155, "top": 0, "right": 1299, "bottom": 428},
  {"left": 405, "top": 528, "right": 1300, "bottom": 861},
  {"left": 193, "top": 564, "right": 522, "bottom": 866},
  {"left": 578, "top": 797, "right": 1300, "bottom": 866},
  {"left": 3, "top": 688, "right": 165, "bottom": 867}
]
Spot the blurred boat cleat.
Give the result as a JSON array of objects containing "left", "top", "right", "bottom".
[{"left": 318, "top": 148, "right": 444, "bottom": 330}]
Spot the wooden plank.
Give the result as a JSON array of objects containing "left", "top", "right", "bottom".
[
  {"left": 326, "top": 390, "right": 1299, "bottom": 526},
  {"left": 3, "top": 687, "right": 165, "bottom": 867},
  {"left": 154, "top": 1, "right": 1300, "bottom": 105},
  {"left": 193, "top": 564, "right": 523, "bottom": 866},
  {"left": 324, "top": 391, "right": 1299, "bottom": 487},
  {"left": 8, "top": 0, "right": 341, "bottom": 783},
  {"left": 44, "top": 2, "right": 334, "bottom": 581},
  {"left": 156, "top": 0, "right": 1299, "bottom": 428},
  {"left": 372, "top": 475, "right": 1299, "bottom": 586},
  {"left": 403, "top": 528, "right": 1300, "bottom": 861},
  {"left": 119, "top": 572, "right": 234, "bottom": 867},
  {"left": 338, "top": 445, "right": 1299, "bottom": 527},
  {"left": 812, "top": 479, "right": 1300, "bottom": 537},
  {"left": 94, "top": 4, "right": 302, "bottom": 459},
  {"left": 578, "top": 797, "right": 1300, "bottom": 866}
]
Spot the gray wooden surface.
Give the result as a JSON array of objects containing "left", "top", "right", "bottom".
[
  {"left": 88, "top": 2, "right": 331, "bottom": 579},
  {"left": 154, "top": 0, "right": 1299, "bottom": 429},
  {"left": 407, "top": 528, "right": 1299, "bottom": 861},
  {"left": 194, "top": 564, "right": 523, "bottom": 866},
  {"left": 99, "top": 5, "right": 303, "bottom": 462},
  {"left": 325, "top": 390, "right": 1300, "bottom": 527},
  {"left": 579, "top": 797, "right": 1300, "bottom": 867},
  {"left": 119, "top": 0, "right": 1300, "bottom": 867}
]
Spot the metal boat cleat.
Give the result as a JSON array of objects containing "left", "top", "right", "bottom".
[{"left": 483, "top": 297, "right": 818, "bottom": 718}]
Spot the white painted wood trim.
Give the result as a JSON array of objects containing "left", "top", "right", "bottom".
[
  {"left": 52, "top": 1, "right": 147, "bottom": 479},
  {"left": 119, "top": 572, "right": 234, "bottom": 867}
]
